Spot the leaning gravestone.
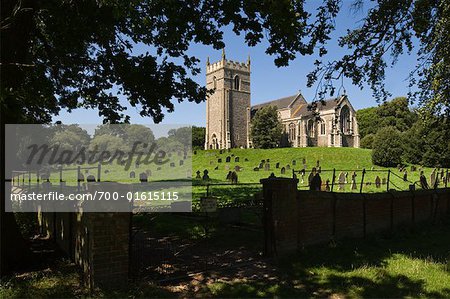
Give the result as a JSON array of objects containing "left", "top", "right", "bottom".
[
  {"left": 235, "top": 157, "right": 239, "bottom": 163},
  {"left": 139, "top": 172, "right": 148, "bottom": 183},
  {"left": 129, "top": 171, "right": 135, "bottom": 179},
  {"left": 196, "top": 170, "right": 201, "bottom": 179},
  {"left": 281, "top": 167, "right": 286, "bottom": 174},
  {"left": 226, "top": 156, "right": 231, "bottom": 163},
  {"left": 338, "top": 172, "right": 346, "bottom": 190},
  {"left": 264, "top": 163, "right": 270, "bottom": 171},
  {"left": 275, "top": 162, "right": 280, "bottom": 169}
]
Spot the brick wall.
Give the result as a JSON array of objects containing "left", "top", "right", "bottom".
[{"left": 261, "top": 177, "right": 450, "bottom": 253}]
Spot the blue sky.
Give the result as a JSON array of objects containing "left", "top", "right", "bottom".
[{"left": 56, "top": 0, "right": 418, "bottom": 126}]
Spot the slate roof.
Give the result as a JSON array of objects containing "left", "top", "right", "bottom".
[{"left": 251, "top": 93, "right": 306, "bottom": 111}]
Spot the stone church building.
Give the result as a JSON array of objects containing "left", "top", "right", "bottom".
[{"left": 204, "top": 51, "right": 360, "bottom": 149}]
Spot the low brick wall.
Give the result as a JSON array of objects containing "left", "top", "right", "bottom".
[{"left": 261, "top": 178, "right": 450, "bottom": 253}]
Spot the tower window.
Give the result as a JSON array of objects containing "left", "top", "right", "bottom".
[
  {"left": 234, "top": 75, "right": 240, "bottom": 90},
  {"left": 213, "top": 76, "right": 217, "bottom": 89}
]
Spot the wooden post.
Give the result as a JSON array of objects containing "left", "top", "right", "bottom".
[
  {"left": 97, "top": 163, "right": 101, "bottom": 182},
  {"left": 387, "top": 169, "right": 391, "bottom": 191},
  {"left": 360, "top": 169, "right": 366, "bottom": 193},
  {"left": 331, "top": 168, "right": 336, "bottom": 192}
]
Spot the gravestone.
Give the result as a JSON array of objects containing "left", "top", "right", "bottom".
[
  {"left": 286, "top": 164, "right": 290, "bottom": 170},
  {"left": 430, "top": 170, "right": 437, "bottom": 188},
  {"left": 264, "top": 163, "right": 270, "bottom": 171},
  {"left": 403, "top": 170, "right": 408, "bottom": 182},
  {"left": 316, "top": 160, "right": 320, "bottom": 168},
  {"left": 259, "top": 162, "right": 264, "bottom": 169},
  {"left": 275, "top": 162, "right": 280, "bottom": 169},
  {"left": 196, "top": 170, "right": 201, "bottom": 179},
  {"left": 194, "top": 150, "right": 197, "bottom": 155},
  {"left": 411, "top": 165, "right": 416, "bottom": 172},
  {"left": 261, "top": 159, "right": 266, "bottom": 163},
  {"left": 226, "top": 171, "right": 232, "bottom": 180},
  {"left": 202, "top": 169, "right": 210, "bottom": 180},
  {"left": 308, "top": 169, "right": 317, "bottom": 187},
  {"left": 244, "top": 158, "right": 249, "bottom": 162},
  {"left": 351, "top": 172, "right": 357, "bottom": 190},
  {"left": 218, "top": 158, "right": 222, "bottom": 163},
  {"left": 135, "top": 161, "right": 140, "bottom": 169},
  {"left": 179, "top": 160, "right": 184, "bottom": 166},
  {"left": 210, "top": 160, "right": 214, "bottom": 165},
  {"left": 235, "top": 157, "right": 239, "bottom": 163},
  {"left": 145, "top": 169, "right": 151, "bottom": 176},
  {"left": 302, "top": 158, "right": 306, "bottom": 165},
  {"left": 104, "top": 169, "right": 109, "bottom": 174},
  {"left": 129, "top": 171, "right": 135, "bottom": 179},
  {"left": 375, "top": 176, "right": 381, "bottom": 188},
  {"left": 170, "top": 162, "right": 175, "bottom": 167},
  {"left": 310, "top": 173, "right": 322, "bottom": 191},
  {"left": 214, "top": 166, "right": 218, "bottom": 170},
  {"left": 338, "top": 172, "right": 346, "bottom": 190},
  {"left": 139, "top": 172, "right": 148, "bottom": 183},
  {"left": 230, "top": 171, "right": 238, "bottom": 184},
  {"left": 420, "top": 171, "right": 429, "bottom": 189},
  {"left": 253, "top": 167, "right": 259, "bottom": 171},
  {"left": 292, "top": 160, "right": 296, "bottom": 166},
  {"left": 225, "top": 165, "right": 230, "bottom": 171},
  {"left": 281, "top": 167, "right": 286, "bottom": 174},
  {"left": 234, "top": 165, "right": 241, "bottom": 172},
  {"left": 226, "top": 156, "right": 231, "bottom": 163},
  {"left": 267, "top": 159, "right": 270, "bottom": 162},
  {"left": 382, "top": 178, "right": 387, "bottom": 185},
  {"left": 219, "top": 149, "right": 223, "bottom": 154},
  {"left": 318, "top": 166, "right": 321, "bottom": 174},
  {"left": 345, "top": 172, "right": 348, "bottom": 184}
]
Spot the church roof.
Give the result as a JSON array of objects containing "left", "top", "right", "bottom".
[
  {"left": 291, "top": 97, "right": 344, "bottom": 118},
  {"left": 251, "top": 93, "right": 306, "bottom": 111}
]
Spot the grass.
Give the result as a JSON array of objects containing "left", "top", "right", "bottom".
[{"left": 2, "top": 221, "right": 449, "bottom": 298}]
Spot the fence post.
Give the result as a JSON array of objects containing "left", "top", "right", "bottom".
[
  {"left": 97, "top": 163, "right": 101, "bottom": 182},
  {"left": 77, "top": 166, "right": 81, "bottom": 192},
  {"left": 28, "top": 171, "right": 31, "bottom": 189},
  {"left": 206, "top": 184, "right": 210, "bottom": 197},
  {"left": 387, "top": 169, "right": 391, "bottom": 191},
  {"left": 331, "top": 168, "right": 336, "bottom": 192},
  {"left": 446, "top": 169, "right": 448, "bottom": 188},
  {"left": 36, "top": 169, "right": 40, "bottom": 191},
  {"left": 360, "top": 169, "right": 366, "bottom": 193}
]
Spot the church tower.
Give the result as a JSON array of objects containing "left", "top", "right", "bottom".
[{"left": 205, "top": 50, "right": 251, "bottom": 149}]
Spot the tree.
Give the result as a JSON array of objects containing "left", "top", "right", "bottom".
[
  {"left": 356, "top": 107, "right": 378, "bottom": 138},
  {"left": 51, "top": 124, "right": 91, "bottom": 151},
  {"left": 360, "top": 133, "right": 375, "bottom": 149},
  {"left": 89, "top": 134, "right": 129, "bottom": 155},
  {"left": 371, "top": 126, "right": 404, "bottom": 167},
  {"left": 3, "top": 0, "right": 318, "bottom": 274},
  {"left": 192, "top": 126, "right": 206, "bottom": 150},
  {"left": 251, "top": 106, "right": 283, "bottom": 149}
]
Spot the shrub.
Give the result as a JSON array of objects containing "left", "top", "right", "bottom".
[
  {"left": 371, "top": 126, "right": 403, "bottom": 167},
  {"left": 360, "top": 133, "right": 375, "bottom": 149}
]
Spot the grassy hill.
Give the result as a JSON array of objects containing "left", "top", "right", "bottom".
[{"left": 193, "top": 147, "right": 444, "bottom": 192}]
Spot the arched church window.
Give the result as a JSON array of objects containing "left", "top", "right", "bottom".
[
  {"left": 234, "top": 75, "right": 240, "bottom": 90},
  {"left": 307, "top": 119, "right": 315, "bottom": 137},
  {"left": 340, "top": 106, "right": 351, "bottom": 134},
  {"left": 288, "top": 123, "right": 296, "bottom": 142}
]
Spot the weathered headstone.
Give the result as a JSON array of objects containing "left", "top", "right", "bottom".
[
  {"left": 219, "top": 149, "right": 223, "bottom": 154},
  {"left": 225, "top": 165, "right": 230, "bottom": 171},
  {"left": 196, "top": 170, "right": 201, "bottom": 179},
  {"left": 286, "top": 164, "right": 291, "bottom": 170},
  {"left": 351, "top": 172, "right": 357, "bottom": 190},
  {"left": 170, "top": 162, "right": 175, "bottom": 167},
  {"left": 430, "top": 170, "right": 437, "bottom": 187},
  {"left": 210, "top": 160, "right": 214, "bottom": 165},
  {"left": 139, "top": 172, "right": 148, "bottom": 183},
  {"left": 145, "top": 169, "right": 152, "bottom": 176},
  {"left": 264, "top": 163, "right": 270, "bottom": 171},
  {"left": 420, "top": 171, "right": 429, "bottom": 189},
  {"left": 104, "top": 169, "right": 109, "bottom": 174},
  {"left": 281, "top": 167, "right": 286, "bottom": 174},
  {"left": 226, "top": 171, "right": 232, "bottom": 180},
  {"left": 403, "top": 170, "right": 408, "bottom": 182},
  {"left": 231, "top": 171, "right": 238, "bottom": 184},
  {"left": 259, "top": 162, "right": 264, "bottom": 169},
  {"left": 217, "top": 158, "right": 222, "bottom": 163},
  {"left": 179, "top": 160, "right": 184, "bottom": 166},
  {"left": 226, "top": 156, "right": 231, "bottom": 163},
  {"left": 338, "top": 172, "right": 346, "bottom": 190},
  {"left": 302, "top": 158, "right": 306, "bottom": 165},
  {"left": 310, "top": 173, "right": 322, "bottom": 191},
  {"left": 292, "top": 160, "right": 296, "bottom": 166},
  {"left": 129, "top": 171, "right": 135, "bottom": 179},
  {"left": 375, "top": 176, "right": 381, "bottom": 188},
  {"left": 235, "top": 157, "right": 239, "bottom": 163},
  {"left": 382, "top": 177, "right": 387, "bottom": 185},
  {"left": 316, "top": 160, "right": 320, "bottom": 168},
  {"left": 234, "top": 165, "right": 241, "bottom": 172},
  {"left": 276, "top": 162, "right": 280, "bottom": 169}
]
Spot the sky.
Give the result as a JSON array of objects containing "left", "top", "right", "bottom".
[{"left": 55, "top": 0, "right": 418, "bottom": 127}]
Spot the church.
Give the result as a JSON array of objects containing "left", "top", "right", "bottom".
[{"left": 204, "top": 51, "right": 360, "bottom": 149}]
